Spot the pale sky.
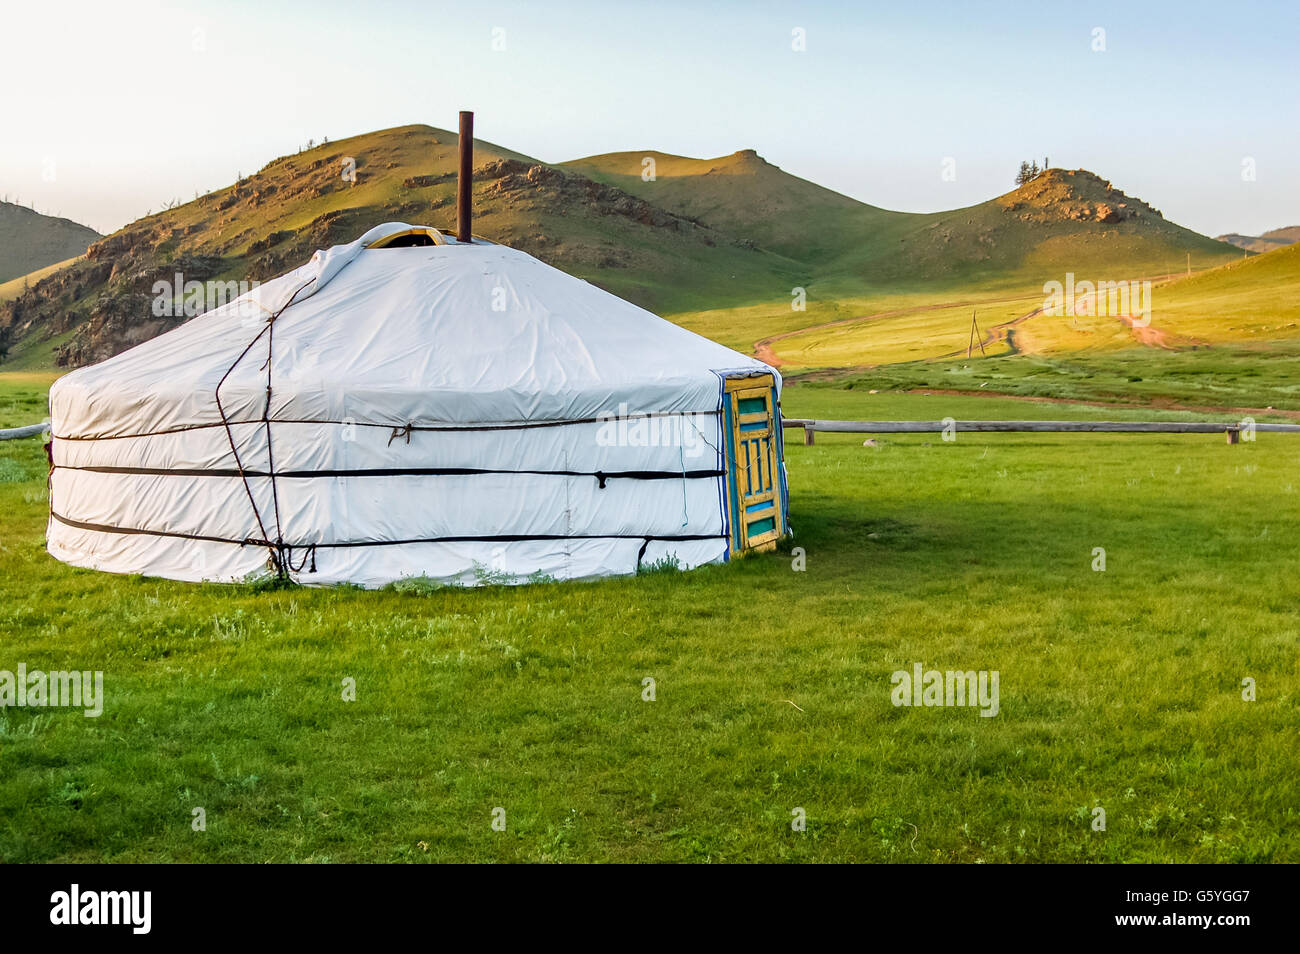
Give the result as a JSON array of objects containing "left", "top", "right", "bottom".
[{"left": 2, "top": 0, "right": 1296, "bottom": 238}]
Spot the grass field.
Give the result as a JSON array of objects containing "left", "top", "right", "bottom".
[
  {"left": 1, "top": 373, "right": 1295, "bottom": 863},
  {"left": 833, "top": 347, "right": 1300, "bottom": 416}
]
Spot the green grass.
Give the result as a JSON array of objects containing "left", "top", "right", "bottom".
[
  {"left": 1, "top": 374, "right": 1295, "bottom": 862},
  {"left": 833, "top": 346, "right": 1300, "bottom": 415},
  {"left": 0, "top": 372, "right": 56, "bottom": 426},
  {"left": 0, "top": 329, "right": 77, "bottom": 373}
]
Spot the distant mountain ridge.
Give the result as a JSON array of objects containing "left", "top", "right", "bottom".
[
  {"left": 0, "top": 125, "right": 1243, "bottom": 368},
  {"left": 0, "top": 201, "right": 100, "bottom": 284},
  {"left": 1215, "top": 226, "right": 1300, "bottom": 254}
]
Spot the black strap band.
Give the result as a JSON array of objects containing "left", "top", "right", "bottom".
[
  {"left": 53, "top": 464, "right": 725, "bottom": 481},
  {"left": 49, "top": 510, "right": 723, "bottom": 550},
  {"left": 51, "top": 409, "right": 723, "bottom": 443}
]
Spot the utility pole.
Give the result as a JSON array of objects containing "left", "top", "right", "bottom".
[{"left": 967, "top": 310, "right": 985, "bottom": 357}]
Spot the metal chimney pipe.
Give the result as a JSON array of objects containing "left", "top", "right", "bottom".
[{"left": 457, "top": 111, "right": 473, "bottom": 243}]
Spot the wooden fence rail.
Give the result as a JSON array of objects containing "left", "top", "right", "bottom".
[
  {"left": 0, "top": 423, "right": 49, "bottom": 442},
  {"left": 782, "top": 418, "right": 1300, "bottom": 445}
]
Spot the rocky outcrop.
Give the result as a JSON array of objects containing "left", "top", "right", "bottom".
[
  {"left": 480, "top": 160, "right": 705, "bottom": 233},
  {"left": 999, "top": 169, "right": 1163, "bottom": 225}
]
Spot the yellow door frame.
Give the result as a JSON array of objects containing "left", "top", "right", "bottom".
[{"left": 724, "top": 374, "right": 783, "bottom": 554}]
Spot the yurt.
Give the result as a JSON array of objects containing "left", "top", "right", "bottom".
[{"left": 46, "top": 220, "right": 789, "bottom": 587}]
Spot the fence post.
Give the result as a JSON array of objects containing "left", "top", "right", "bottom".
[{"left": 804, "top": 424, "right": 815, "bottom": 446}]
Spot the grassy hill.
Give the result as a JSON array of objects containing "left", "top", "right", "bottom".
[
  {"left": 1, "top": 126, "right": 1246, "bottom": 370},
  {"left": 1010, "top": 239, "right": 1300, "bottom": 356},
  {"left": 1146, "top": 240, "right": 1300, "bottom": 341},
  {"left": 800, "top": 241, "right": 1300, "bottom": 413},
  {"left": 0, "top": 125, "right": 797, "bottom": 368},
  {"left": 564, "top": 148, "right": 910, "bottom": 269},
  {"left": 566, "top": 154, "right": 1241, "bottom": 288},
  {"left": 0, "top": 202, "right": 99, "bottom": 284},
  {"left": 746, "top": 237, "right": 1300, "bottom": 385}
]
